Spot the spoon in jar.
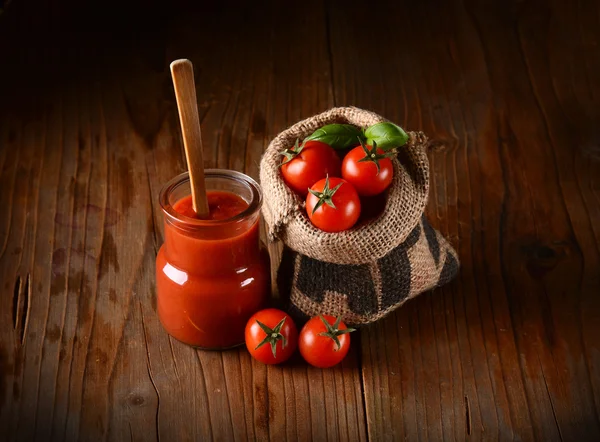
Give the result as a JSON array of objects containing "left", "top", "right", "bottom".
[{"left": 170, "top": 59, "right": 210, "bottom": 219}]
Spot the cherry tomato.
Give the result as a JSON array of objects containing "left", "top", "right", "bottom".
[
  {"left": 341, "top": 140, "right": 394, "bottom": 196},
  {"left": 245, "top": 309, "right": 298, "bottom": 365},
  {"left": 306, "top": 176, "right": 361, "bottom": 232},
  {"left": 299, "top": 315, "right": 355, "bottom": 368},
  {"left": 280, "top": 140, "right": 342, "bottom": 197}
]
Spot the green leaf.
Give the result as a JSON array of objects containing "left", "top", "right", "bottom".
[
  {"left": 311, "top": 197, "right": 327, "bottom": 215},
  {"left": 331, "top": 335, "right": 342, "bottom": 351},
  {"left": 364, "top": 122, "right": 409, "bottom": 150},
  {"left": 272, "top": 317, "right": 286, "bottom": 334},
  {"left": 332, "top": 316, "right": 342, "bottom": 330},
  {"left": 256, "top": 320, "right": 273, "bottom": 335},
  {"left": 329, "top": 182, "right": 343, "bottom": 196},
  {"left": 255, "top": 334, "right": 272, "bottom": 351},
  {"left": 304, "top": 124, "right": 365, "bottom": 150},
  {"left": 269, "top": 340, "right": 278, "bottom": 358}
]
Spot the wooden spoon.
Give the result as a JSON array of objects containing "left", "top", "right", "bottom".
[{"left": 170, "top": 59, "right": 210, "bottom": 218}]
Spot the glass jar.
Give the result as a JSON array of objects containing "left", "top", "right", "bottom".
[{"left": 156, "top": 170, "right": 270, "bottom": 349}]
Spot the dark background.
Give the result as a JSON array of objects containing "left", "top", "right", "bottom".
[{"left": 1, "top": 0, "right": 599, "bottom": 440}]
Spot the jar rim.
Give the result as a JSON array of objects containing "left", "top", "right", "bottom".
[{"left": 158, "top": 169, "right": 262, "bottom": 227}]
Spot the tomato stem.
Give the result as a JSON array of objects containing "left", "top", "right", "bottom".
[
  {"left": 317, "top": 315, "right": 356, "bottom": 351},
  {"left": 308, "top": 175, "right": 343, "bottom": 215},
  {"left": 356, "top": 138, "right": 396, "bottom": 175},
  {"left": 255, "top": 317, "right": 288, "bottom": 358},
  {"left": 279, "top": 138, "right": 304, "bottom": 167}
]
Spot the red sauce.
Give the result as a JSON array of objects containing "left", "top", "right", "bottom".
[
  {"left": 156, "top": 190, "right": 269, "bottom": 349},
  {"left": 174, "top": 192, "right": 249, "bottom": 220}
]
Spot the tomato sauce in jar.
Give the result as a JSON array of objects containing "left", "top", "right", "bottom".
[{"left": 156, "top": 170, "right": 270, "bottom": 349}]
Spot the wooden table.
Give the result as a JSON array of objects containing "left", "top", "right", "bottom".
[{"left": 1, "top": 0, "right": 599, "bottom": 440}]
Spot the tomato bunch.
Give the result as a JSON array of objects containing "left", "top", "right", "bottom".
[
  {"left": 245, "top": 309, "right": 355, "bottom": 367},
  {"left": 245, "top": 122, "right": 408, "bottom": 367},
  {"left": 279, "top": 122, "right": 407, "bottom": 232}
]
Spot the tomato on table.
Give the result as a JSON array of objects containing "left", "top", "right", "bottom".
[
  {"left": 245, "top": 309, "right": 298, "bottom": 365},
  {"left": 280, "top": 140, "right": 341, "bottom": 197},
  {"left": 305, "top": 176, "right": 361, "bottom": 232},
  {"left": 341, "top": 139, "right": 394, "bottom": 196},
  {"left": 299, "top": 315, "right": 355, "bottom": 368}
]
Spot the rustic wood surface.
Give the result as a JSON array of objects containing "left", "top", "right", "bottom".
[{"left": 1, "top": 0, "right": 599, "bottom": 440}]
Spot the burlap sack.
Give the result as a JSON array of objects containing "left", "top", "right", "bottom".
[{"left": 260, "top": 107, "right": 459, "bottom": 326}]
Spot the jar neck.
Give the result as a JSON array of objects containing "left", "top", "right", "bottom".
[
  {"left": 158, "top": 170, "right": 263, "bottom": 272},
  {"left": 159, "top": 170, "right": 263, "bottom": 235}
]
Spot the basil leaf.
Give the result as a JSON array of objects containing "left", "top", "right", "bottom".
[
  {"left": 304, "top": 124, "right": 365, "bottom": 150},
  {"left": 364, "top": 122, "right": 409, "bottom": 150}
]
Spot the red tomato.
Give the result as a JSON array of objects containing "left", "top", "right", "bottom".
[
  {"left": 306, "top": 176, "right": 361, "bottom": 232},
  {"left": 299, "top": 315, "right": 355, "bottom": 368},
  {"left": 280, "top": 140, "right": 341, "bottom": 197},
  {"left": 341, "top": 140, "right": 394, "bottom": 196},
  {"left": 245, "top": 309, "right": 298, "bottom": 365}
]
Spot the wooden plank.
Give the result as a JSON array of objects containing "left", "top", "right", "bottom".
[
  {"left": 327, "top": 0, "right": 600, "bottom": 440},
  {"left": 1, "top": 0, "right": 599, "bottom": 441},
  {"left": 0, "top": 1, "right": 367, "bottom": 441}
]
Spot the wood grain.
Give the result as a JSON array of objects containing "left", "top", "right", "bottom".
[
  {"left": 326, "top": 0, "right": 600, "bottom": 440},
  {"left": 0, "top": 1, "right": 366, "bottom": 441},
  {"left": 0, "top": 0, "right": 598, "bottom": 441}
]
